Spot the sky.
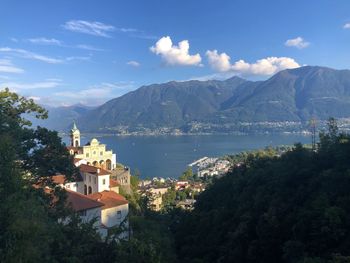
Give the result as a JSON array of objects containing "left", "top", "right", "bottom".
[{"left": 1, "top": 0, "right": 350, "bottom": 106}]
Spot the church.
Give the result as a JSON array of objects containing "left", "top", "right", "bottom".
[
  {"left": 67, "top": 122, "right": 117, "bottom": 170},
  {"left": 41, "top": 122, "right": 131, "bottom": 239}
]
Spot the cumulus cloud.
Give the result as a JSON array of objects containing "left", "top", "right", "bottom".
[
  {"left": 28, "top": 37, "right": 62, "bottom": 46},
  {"left": 0, "top": 59, "right": 24, "bottom": 73},
  {"left": 285, "top": 37, "right": 310, "bottom": 49},
  {"left": 206, "top": 50, "right": 300, "bottom": 76},
  {"left": 150, "top": 36, "right": 202, "bottom": 66},
  {"left": 63, "top": 20, "right": 115, "bottom": 37},
  {"left": 0, "top": 47, "right": 63, "bottom": 64},
  {"left": 127, "top": 60, "right": 140, "bottom": 67}
]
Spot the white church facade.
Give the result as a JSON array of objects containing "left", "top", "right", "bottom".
[
  {"left": 67, "top": 122, "right": 117, "bottom": 170},
  {"left": 47, "top": 122, "right": 130, "bottom": 239}
]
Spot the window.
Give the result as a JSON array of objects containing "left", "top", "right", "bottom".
[
  {"left": 117, "top": 211, "right": 122, "bottom": 219},
  {"left": 94, "top": 177, "right": 97, "bottom": 184},
  {"left": 86, "top": 153, "right": 89, "bottom": 157},
  {"left": 93, "top": 151, "right": 96, "bottom": 155},
  {"left": 100, "top": 151, "right": 103, "bottom": 156},
  {"left": 103, "top": 179, "right": 106, "bottom": 185},
  {"left": 89, "top": 176, "right": 91, "bottom": 182}
]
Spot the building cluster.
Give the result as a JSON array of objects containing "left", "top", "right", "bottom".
[
  {"left": 138, "top": 177, "right": 206, "bottom": 211},
  {"left": 190, "top": 157, "right": 231, "bottom": 178},
  {"left": 42, "top": 122, "right": 130, "bottom": 239}
]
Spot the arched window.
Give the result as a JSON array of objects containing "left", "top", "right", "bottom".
[
  {"left": 88, "top": 186, "right": 92, "bottom": 194},
  {"left": 106, "top": 159, "right": 112, "bottom": 170},
  {"left": 75, "top": 140, "right": 79, "bottom": 147},
  {"left": 84, "top": 185, "right": 87, "bottom": 195}
]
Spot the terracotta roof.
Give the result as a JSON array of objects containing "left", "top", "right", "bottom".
[
  {"left": 66, "top": 190, "right": 104, "bottom": 212},
  {"left": 52, "top": 175, "right": 65, "bottom": 184},
  {"left": 110, "top": 178, "right": 120, "bottom": 188},
  {"left": 87, "top": 191, "right": 128, "bottom": 209},
  {"left": 52, "top": 174, "right": 83, "bottom": 184},
  {"left": 67, "top": 146, "right": 82, "bottom": 151},
  {"left": 79, "top": 164, "right": 110, "bottom": 176}
]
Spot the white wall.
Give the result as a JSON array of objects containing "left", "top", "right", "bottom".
[
  {"left": 97, "top": 175, "right": 110, "bottom": 192},
  {"left": 101, "top": 203, "right": 128, "bottom": 228},
  {"left": 112, "top": 153, "right": 117, "bottom": 169},
  {"left": 78, "top": 207, "right": 102, "bottom": 231}
]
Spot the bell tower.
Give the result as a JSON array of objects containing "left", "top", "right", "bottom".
[{"left": 70, "top": 121, "right": 81, "bottom": 147}]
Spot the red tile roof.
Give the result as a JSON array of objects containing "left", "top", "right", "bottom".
[
  {"left": 87, "top": 191, "right": 128, "bottom": 209},
  {"left": 52, "top": 174, "right": 83, "bottom": 184},
  {"left": 110, "top": 178, "right": 120, "bottom": 188},
  {"left": 67, "top": 146, "right": 82, "bottom": 151},
  {"left": 79, "top": 164, "right": 110, "bottom": 176},
  {"left": 66, "top": 190, "right": 104, "bottom": 212},
  {"left": 52, "top": 175, "right": 65, "bottom": 185}
]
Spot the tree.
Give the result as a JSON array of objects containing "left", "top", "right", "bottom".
[{"left": 174, "top": 124, "right": 350, "bottom": 262}]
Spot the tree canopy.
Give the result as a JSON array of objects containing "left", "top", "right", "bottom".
[{"left": 174, "top": 119, "right": 350, "bottom": 263}]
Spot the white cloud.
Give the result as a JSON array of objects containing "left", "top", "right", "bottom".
[
  {"left": 150, "top": 36, "right": 202, "bottom": 66},
  {"left": 285, "top": 37, "right": 310, "bottom": 49},
  {"left": 1, "top": 80, "right": 61, "bottom": 91},
  {"left": 206, "top": 50, "right": 300, "bottom": 76},
  {"left": 76, "top": 44, "right": 104, "bottom": 51},
  {"left": 66, "top": 56, "right": 91, "bottom": 62},
  {"left": 0, "top": 47, "right": 63, "bottom": 64},
  {"left": 27, "top": 96, "right": 41, "bottom": 101},
  {"left": 205, "top": 50, "right": 232, "bottom": 72},
  {"left": 54, "top": 82, "right": 134, "bottom": 106},
  {"left": 343, "top": 23, "right": 350, "bottom": 29},
  {"left": 28, "top": 37, "right": 62, "bottom": 46},
  {"left": 0, "top": 59, "right": 24, "bottom": 73},
  {"left": 63, "top": 20, "right": 115, "bottom": 37},
  {"left": 127, "top": 60, "right": 140, "bottom": 67}
]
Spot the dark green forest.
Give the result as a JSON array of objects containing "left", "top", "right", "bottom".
[
  {"left": 174, "top": 119, "right": 350, "bottom": 263},
  {"left": 2, "top": 88, "right": 350, "bottom": 263}
]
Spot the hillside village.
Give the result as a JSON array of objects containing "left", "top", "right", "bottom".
[{"left": 37, "top": 122, "right": 132, "bottom": 239}]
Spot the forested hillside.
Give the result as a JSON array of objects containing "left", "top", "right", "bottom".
[{"left": 174, "top": 119, "right": 350, "bottom": 262}]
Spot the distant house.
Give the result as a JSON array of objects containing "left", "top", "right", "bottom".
[{"left": 147, "top": 187, "right": 169, "bottom": 211}]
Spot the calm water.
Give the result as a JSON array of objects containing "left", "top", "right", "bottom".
[{"left": 63, "top": 134, "right": 310, "bottom": 179}]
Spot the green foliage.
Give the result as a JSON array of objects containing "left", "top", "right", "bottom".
[
  {"left": 174, "top": 120, "right": 350, "bottom": 262},
  {"left": 0, "top": 89, "right": 172, "bottom": 262},
  {"left": 179, "top": 167, "right": 194, "bottom": 181}
]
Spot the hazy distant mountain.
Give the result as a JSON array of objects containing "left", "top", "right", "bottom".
[
  {"left": 29, "top": 104, "right": 94, "bottom": 132},
  {"left": 42, "top": 66, "right": 350, "bottom": 133}
]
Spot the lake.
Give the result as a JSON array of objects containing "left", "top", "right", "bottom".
[{"left": 63, "top": 134, "right": 310, "bottom": 179}]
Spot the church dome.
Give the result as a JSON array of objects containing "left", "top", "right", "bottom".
[{"left": 90, "top": 138, "right": 99, "bottom": 146}]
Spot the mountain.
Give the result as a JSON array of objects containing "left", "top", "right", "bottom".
[
  {"left": 29, "top": 104, "right": 94, "bottom": 132},
  {"left": 42, "top": 66, "right": 350, "bottom": 133},
  {"left": 78, "top": 77, "right": 247, "bottom": 132},
  {"left": 210, "top": 66, "right": 350, "bottom": 123}
]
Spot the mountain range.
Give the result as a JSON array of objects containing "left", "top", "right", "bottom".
[{"left": 35, "top": 66, "right": 350, "bottom": 134}]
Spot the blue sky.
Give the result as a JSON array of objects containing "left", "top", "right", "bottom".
[{"left": 1, "top": 0, "right": 350, "bottom": 106}]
